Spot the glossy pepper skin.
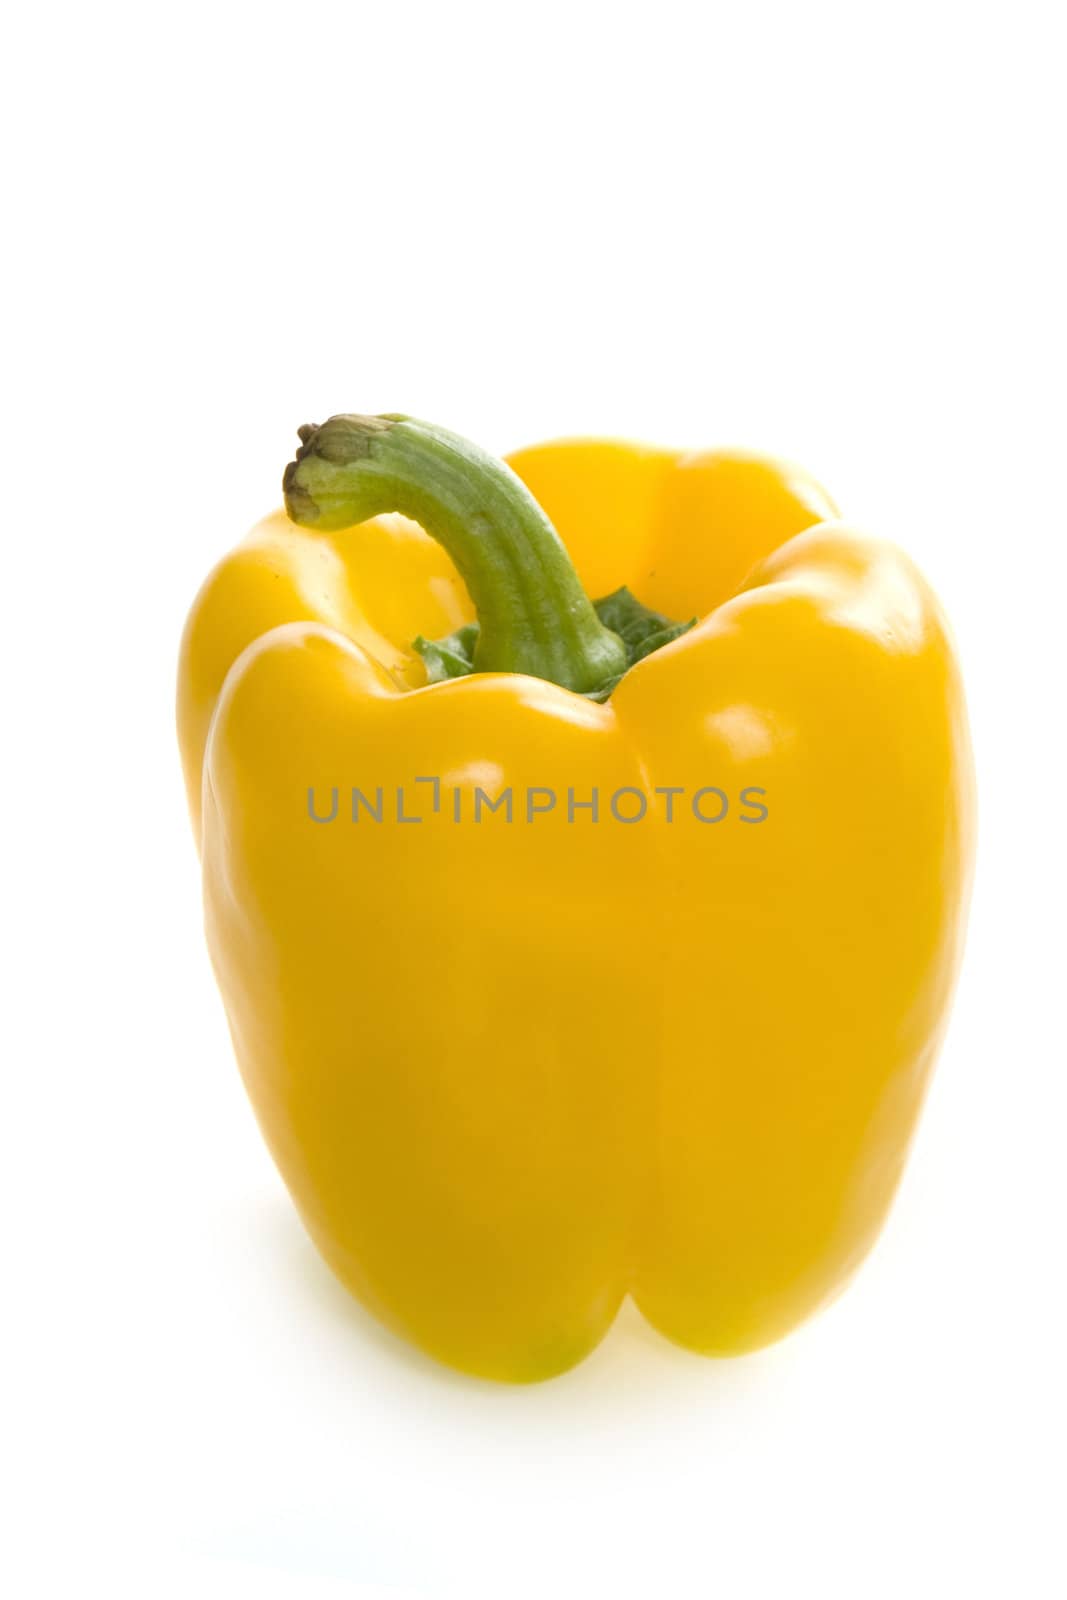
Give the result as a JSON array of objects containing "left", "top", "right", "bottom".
[{"left": 178, "top": 417, "right": 975, "bottom": 1382}]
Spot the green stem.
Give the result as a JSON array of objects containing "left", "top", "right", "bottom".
[{"left": 283, "top": 414, "right": 627, "bottom": 694}]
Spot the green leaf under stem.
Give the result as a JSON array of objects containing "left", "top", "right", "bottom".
[
  {"left": 412, "top": 623, "right": 480, "bottom": 684},
  {"left": 414, "top": 588, "right": 695, "bottom": 700}
]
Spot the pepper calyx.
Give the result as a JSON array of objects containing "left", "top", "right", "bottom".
[{"left": 414, "top": 587, "right": 696, "bottom": 701}]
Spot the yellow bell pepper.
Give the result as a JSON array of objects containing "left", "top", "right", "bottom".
[{"left": 178, "top": 414, "right": 975, "bottom": 1383}]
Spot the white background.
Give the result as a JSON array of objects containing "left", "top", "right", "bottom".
[{"left": 4, "top": 3, "right": 1066, "bottom": 1596}]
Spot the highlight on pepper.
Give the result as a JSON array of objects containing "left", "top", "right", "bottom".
[{"left": 177, "top": 411, "right": 975, "bottom": 1382}]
